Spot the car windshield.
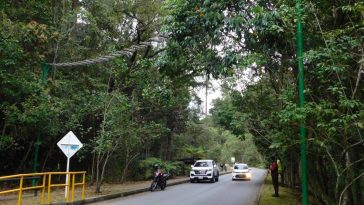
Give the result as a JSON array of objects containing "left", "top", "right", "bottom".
[
  {"left": 234, "top": 165, "right": 248, "bottom": 170},
  {"left": 194, "top": 161, "right": 212, "bottom": 167}
]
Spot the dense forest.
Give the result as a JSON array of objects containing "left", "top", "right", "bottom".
[{"left": 0, "top": 1, "right": 363, "bottom": 205}]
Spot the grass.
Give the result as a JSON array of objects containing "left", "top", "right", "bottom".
[{"left": 258, "top": 175, "right": 301, "bottom": 205}]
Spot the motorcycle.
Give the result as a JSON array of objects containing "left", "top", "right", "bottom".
[{"left": 150, "top": 171, "right": 170, "bottom": 192}]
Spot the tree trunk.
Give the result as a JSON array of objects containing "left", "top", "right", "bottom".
[
  {"left": 121, "top": 151, "right": 139, "bottom": 183},
  {"left": 164, "top": 111, "right": 175, "bottom": 161},
  {"left": 166, "top": 131, "right": 173, "bottom": 160},
  {"left": 352, "top": 150, "right": 363, "bottom": 205},
  {"left": 205, "top": 75, "right": 209, "bottom": 116},
  {"left": 340, "top": 152, "right": 350, "bottom": 205},
  {"left": 90, "top": 152, "right": 96, "bottom": 185},
  {"left": 95, "top": 149, "right": 114, "bottom": 193},
  {"left": 121, "top": 148, "right": 130, "bottom": 183},
  {"left": 16, "top": 141, "right": 34, "bottom": 173},
  {"left": 97, "top": 151, "right": 111, "bottom": 192},
  {"left": 41, "top": 142, "right": 56, "bottom": 172},
  {"left": 94, "top": 152, "right": 103, "bottom": 193}
]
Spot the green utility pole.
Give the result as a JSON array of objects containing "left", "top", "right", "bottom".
[
  {"left": 32, "top": 64, "right": 49, "bottom": 189},
  {"left": 42, "top": 64, "right": 49, "bottom": 82},
  {"left": 297, "top": 1, "right": 308, "bottom": 205}
]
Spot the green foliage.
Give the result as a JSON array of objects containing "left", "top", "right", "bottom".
[
  {"left": 1, "top": 1, "right": 363, "bottom": 204},
  {"left": 0, "top": 0, "right": 191, "bottom": 181},
  {"left": 179, "top": 145, "right": 206, "bottom": 159},
  {"left": 138, "top": 157, "right": 163, "bottom": 179},
  {"left": 174, "top": 117, "right": 264, "bottom": 168},
  {"left": 138, "top": 157, "right": 184, "bottom": 179},
  {"left": 0, "top": 135, "right": 15, "bottom": 150},
  {"left": 197, "top": 0, "right": 364, "bottom": 204}
]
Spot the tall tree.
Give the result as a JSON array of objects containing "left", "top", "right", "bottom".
[{"left": 165, "top": 0, "right": 364, "bottom": 204}]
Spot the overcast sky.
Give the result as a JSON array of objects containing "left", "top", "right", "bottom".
[{"left": 194, "top": 68, "right": 258, "bottom": 115}]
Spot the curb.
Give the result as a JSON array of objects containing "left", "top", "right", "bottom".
[
  {"left": 252, "top": 171, "right": 268, "bottom": 205},
  {"left": 52, "top": 172, "right": 231, "bottom": 205}
]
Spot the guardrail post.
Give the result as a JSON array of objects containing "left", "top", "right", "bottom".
[
  {"left": 66, "top": 172, "right": 71, "bottom": 202},
  {"left": 72, "top": 173, "right": 76, "bottom": 201},
  {"left": 47, "top": 173, "right": 52, "bottom": 204},
  {"left": 18, "top": 176, "right": 24, "bottom": 205},
  {"left": 41, "top": 174, "right": 46, "bottom": 204},
  {"left": 82, "top": 172, "right": 86, "bottom": 200}
]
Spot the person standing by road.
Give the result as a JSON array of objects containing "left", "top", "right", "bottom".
[
  {"left": 269, "top": 158, "right": 279, "bottom": 197},
  {"left": 220, "top": 163, "right": 224, "bottom": 171}
]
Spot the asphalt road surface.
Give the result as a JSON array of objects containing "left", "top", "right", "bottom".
[{"left": 91, "top": 168, "right": 267, "bottom": 205}]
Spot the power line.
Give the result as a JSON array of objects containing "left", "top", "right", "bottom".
[{"left": 46, "top": 35, "right": 168, "bottom": 67}]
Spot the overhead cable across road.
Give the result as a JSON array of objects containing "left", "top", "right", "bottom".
[{"left": 46, "top": 35, "right": 168, "bottom": 67}]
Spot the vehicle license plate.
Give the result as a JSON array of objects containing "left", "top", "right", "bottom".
[{"left": 198, "top": 176, "right": 203, "bottom": 179}]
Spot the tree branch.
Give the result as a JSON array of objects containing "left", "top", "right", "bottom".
[
  {"left": 340, "top": 157, "right": 364, "bottom": 176},
  {"left": 351, "top": 51, "right": 363, "bottom": 99},
  {"left": 339, "top": 171, "right": 364, "bottom": 205}
]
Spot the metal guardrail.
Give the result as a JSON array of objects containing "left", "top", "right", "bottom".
[{"left": 0, "top": 171, "right": 86, "bottom": 205}]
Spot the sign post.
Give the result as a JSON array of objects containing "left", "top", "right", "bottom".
[{"left": 57, "top": 131, "right": 83, "bottom": 199}]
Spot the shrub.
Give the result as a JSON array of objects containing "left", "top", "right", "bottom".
[{"left": 138, "top": 157, "right": 184, "bottom": 179}]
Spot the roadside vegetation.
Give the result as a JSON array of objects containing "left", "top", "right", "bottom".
[
  {"left": 0, "top": 1, "right": 363, "bottom": 204},
  {"left": 259, "top": 176, "right": 300, "bottom": 205}
]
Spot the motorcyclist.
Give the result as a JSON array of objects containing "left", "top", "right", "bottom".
[
  {"left": 150, "top": 164, "right": 169, "bottom": 191},
  {"left": 152, "top": 164, "right": 164, "bottom": 183},
  {"left": 154, "top": 164, "right": 163, "bottom": 175}
]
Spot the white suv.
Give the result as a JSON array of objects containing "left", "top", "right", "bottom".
[{"left": 190, "top": 160, "right": 219, "bottom": 183}]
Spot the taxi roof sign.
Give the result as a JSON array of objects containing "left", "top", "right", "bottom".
[{"left": 57, "top": 131, "right": 83, "bottom": 158}]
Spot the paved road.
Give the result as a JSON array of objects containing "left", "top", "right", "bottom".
[{"left": 91, "top": 168, "right": 267, "bottom": 205}]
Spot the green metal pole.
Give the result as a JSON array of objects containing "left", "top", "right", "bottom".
[
  {"left": 297, "top": 1, "right": 308, "bottom": 205},
  {"left": 42, "top": 64, "right": 49, "bottom": 81},
  {"left": 32, "top": 131, "right": 40, "bottom": 187},
  {"left": 32, "top": 64, "right": 48, "bottom": 188}
]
